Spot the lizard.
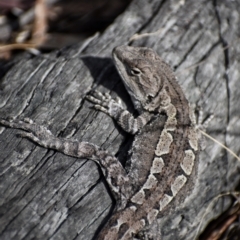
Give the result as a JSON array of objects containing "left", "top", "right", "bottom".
[{"left": 0, "top": 46, "right": 201, "bottom": 240}]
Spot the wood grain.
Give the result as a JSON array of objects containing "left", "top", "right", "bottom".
[{"left": 0, "top": 0, "right": 240, "bottom": 239}]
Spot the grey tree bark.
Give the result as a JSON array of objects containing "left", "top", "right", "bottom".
[{"left": 0, "top": 0, "right": 240, "bottom": 239}]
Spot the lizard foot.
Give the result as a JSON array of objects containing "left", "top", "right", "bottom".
[
  {"left": 195, "top": 106, "right": 214, "bottom": 130},
  {"left": 0, "top": 118, "right": 54, "bottom": 144},
  {"left": 86, "top": 91, "right": 124, "bottom": 117},
  {"left": 194, "top": 107, "right": 214, "bottom": 150}
]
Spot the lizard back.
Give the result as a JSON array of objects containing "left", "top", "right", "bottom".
[
  {"left": 0, "top": 46, "right": 201, "bottom": 240},
  {"left": 96, "top": 46, "right": 200, "bottom": 239}
]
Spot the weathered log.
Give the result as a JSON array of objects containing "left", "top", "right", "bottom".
[{"left": 0, "top": 0, "right": 240, "bottom": 239}]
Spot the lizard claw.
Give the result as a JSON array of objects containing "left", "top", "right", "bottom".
[
  {"left": 94, "top": 105, "right": 109, "bottom": 114},
  {"left": 0, "top": 118, "right": 14, "bottom": 127},
  {"left": 86, "top": 90, "right": 125, "bottom": 118},
  {"left": 195, "top": 107, "right": 214, "bottom": 130},
  {"left": 86, "top": 91, "right": 107, "bottom": 104},
  {"left": 16, "top": 131, "right": 34, "bottom": 139},
  {"left": 1, "top": 117, "right": 53, "bottom": 135},
  {"left": 193, "top": 107, "right": 214, "bottom": 150}
]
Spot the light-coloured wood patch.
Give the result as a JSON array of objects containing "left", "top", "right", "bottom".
[
  {"left": 159, "top": 194, "right": 173, "bottom": 211},
  {"left": 155, "top": 130, "right": 173, "bottom": 156},
  {"left": 180, "top": 150, "right": 195, "bottom": 175},
  {"left": 171, "top": 174, "right": 187, "bottom": 197}
]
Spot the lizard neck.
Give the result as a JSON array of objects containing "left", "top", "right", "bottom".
[
  {"left": 145, "top": 68, "right": 191, "bottom": 127},
  {"left": 164, "top": 77, "right": 191, "bottom": 126}
]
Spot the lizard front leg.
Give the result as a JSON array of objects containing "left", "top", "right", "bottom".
[
  {"left": 87, "top": 91, "right": 153, "bottom": 134},
  {"left": 0, "top": 118, "right": 132, "bottom": 208}
]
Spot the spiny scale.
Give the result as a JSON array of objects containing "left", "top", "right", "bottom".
[{"left": 0, "top": 46, "right": 200, "bottom": 240}]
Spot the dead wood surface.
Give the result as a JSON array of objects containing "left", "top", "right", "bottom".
[{"left": 0, "top": 0, "right": 240, "bottom": 239}]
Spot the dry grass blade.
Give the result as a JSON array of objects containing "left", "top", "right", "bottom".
[{"left": 199, "top": 130, "right": 240, "bottom": 162}]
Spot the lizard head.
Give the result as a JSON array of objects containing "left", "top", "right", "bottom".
[{"left": 112, "top": 46, "right": 165, "bottom": 112}]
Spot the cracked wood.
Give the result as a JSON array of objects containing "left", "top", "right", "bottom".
[{"left": 0, "top": 46, "right": 201, "bottom": 240}]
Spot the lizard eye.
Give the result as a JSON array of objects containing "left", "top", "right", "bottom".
[{"left": 130, "top": 68, "right": 141, "bottom": 75}]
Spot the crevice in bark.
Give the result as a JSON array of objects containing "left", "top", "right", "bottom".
[{"left": 213, "top": 0, "right": 230, "bottom": 125}]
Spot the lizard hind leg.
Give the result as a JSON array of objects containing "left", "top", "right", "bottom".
[
  {"left": 195, "top": 107, "right": 214, "bottom": 130},
  {"left": 0, "top": 118, "right": 55, "bottom": 147},
  {"left": 193, "top": 107, "right": 214, "bottom": 150},
  {"left": 0, "top": 117, "right": 132, "bottom": 207}
]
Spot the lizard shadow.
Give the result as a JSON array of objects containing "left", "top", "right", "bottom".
[
  {"left": 81, "top": 56, "right": 136, "bottom": 239},
  {"left": 81, "top": 56, "right": 132, "bottom": 104},
  {"left": 81, "top": 56, "right": 136, "bottom": 164}
]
